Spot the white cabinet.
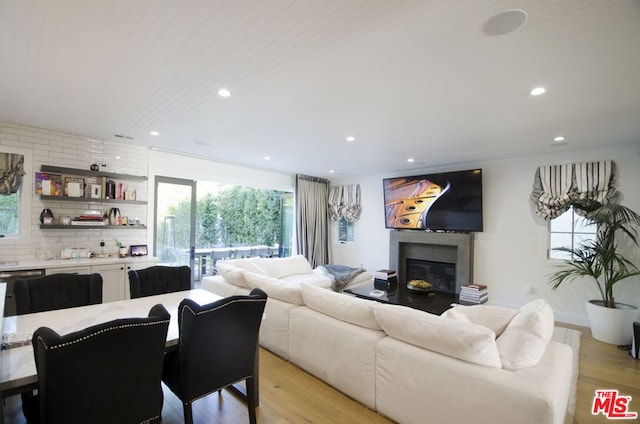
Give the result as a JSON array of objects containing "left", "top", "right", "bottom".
[
  {"left": 91, "top": 263, "right": 125, "bottom": 303},
  {"left": 92, "top": 260, "right": 157, "bottom": 302}
]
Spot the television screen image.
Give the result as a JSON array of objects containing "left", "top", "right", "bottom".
[{"left": 383, "top": 169, "right": 483, "bottom": 232}]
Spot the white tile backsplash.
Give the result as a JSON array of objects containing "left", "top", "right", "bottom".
[{"left": 0, "top": 122, "right": 150, "bottom": 264}]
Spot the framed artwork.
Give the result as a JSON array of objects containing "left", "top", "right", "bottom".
[
  {"left": 34, "top": 172, "right": 63, "bottom": 196},
  {"left": 64, "top": 177, "right": 85, "bottom": 197}
]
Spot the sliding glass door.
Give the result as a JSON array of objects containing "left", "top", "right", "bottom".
[{"left": 154, "top": 176, "right": 196, "bottom": 281}]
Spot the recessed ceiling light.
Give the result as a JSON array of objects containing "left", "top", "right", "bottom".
[
  {"left": 530, "top": 87, "right": 546, "bottom": 96},
  {"left": 407, "top": 158, "right": 415, "bottom": 163},
  {"left": 329, "top": 170, "right": 335, "bottom": 173},
  {"left": 264, "top": 156, "right": 270, "bottom": 160},
  {"left": 218, "top": 88, "right": 231, "bottom": 97},
  {"left": 550, "top": 136, "right": 569, "bottom": 147},
  {"left": 346, "top": 136, "right": 355, "bottom": 142},
  {"left": 150, "top": 131, "right": 159, "bottom": 136}
]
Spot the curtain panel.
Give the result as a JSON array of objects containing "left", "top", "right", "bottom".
[
  {"left": 0, "top": 153, "right": 25, "bottom": 195},
  {"left": 295, "top": 174, "right": 330, "bottom": 268},
  {"left": 530, "top": 160, "right": 617, "bottom": 220},
  {"left": 328, "top": 184, "right": 361, "bottom": 222}
]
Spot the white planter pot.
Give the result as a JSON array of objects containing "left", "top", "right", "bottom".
[{"left": 585, "top": 300, "right": 640, "bottom": 345}]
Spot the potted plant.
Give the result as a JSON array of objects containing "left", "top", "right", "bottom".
[{"left": 550, "top": 199, "right": 640, "bottom": 345}]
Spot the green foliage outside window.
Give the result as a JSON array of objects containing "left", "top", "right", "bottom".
[
  {"left": 0, "top": 192, "right": 19, "bottom": 236},
  {"left": 158, "top": 186, "right": 286, "bottom": 249}
]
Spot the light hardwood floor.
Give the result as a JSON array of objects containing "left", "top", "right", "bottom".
[
  {"left": 563, "top": 324, "right": 640, "bottom": 424},
  {"left": 3, "top": 324, "right": 638, "bottom": 423}
]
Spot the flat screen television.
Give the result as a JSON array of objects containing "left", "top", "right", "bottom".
[{"left": 383, "top": 169, "right": 483, "bottom": 232}]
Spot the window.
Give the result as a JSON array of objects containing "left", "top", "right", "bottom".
[
  {"left": 0, "top": 192, "right": 20, "bottom": 237},
  {"left": 155, "top": 180, "right": 293, "bottom": 262},
  {"left": 0, "top": 150, "right": 26, "bottom": 238},
  {"left": 549, "top": 205, "right": 597, "bottom": 260}
]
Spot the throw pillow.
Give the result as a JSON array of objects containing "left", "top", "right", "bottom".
[
  {"left": 442, "top": 304, "right": 518, "bottom": 336},
  {"left": 215, "top": 262, "right": 250, "bottom": 288},
  {"left": 300, "top": 284, "right": 382, "bottom": 330},
  {"left": 244, "top": 272, "right": 304, "bottom": 305},
  {"left": 496, "top": 298, "right": 555, "bottom": 370},
  {"left": 217, "top": 258, "right": 268, "bottom": 275},
  {"left": 215, "top": 259, "right": 268, "bottom": 288},
  {"left": 258, "top": 255, "right": 313, "bottom": 279},
  {"left": 373, "top": 303, "right": 502, "bottom": 368}
]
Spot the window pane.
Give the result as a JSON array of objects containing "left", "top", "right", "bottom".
[
  {"left": 0, "top": 192, "right": 20, "bottom": 236},
  {"left": 550, "top": 209, "right": 573, "bottom": 232},
  {"left": 550, "top": 232, "right": 573, "bottom": 250},
  {"left": 574, "top": 233, "right": 596, "bottom": 248},
  {"left": 194, "top": 182, "right": 292, "bottom": 256},
  {"left": 573, "top": 215, "right": 596, "bottom": 234},
  {"left": 549, "top": 205, "right": 597, "bottom": 261}
]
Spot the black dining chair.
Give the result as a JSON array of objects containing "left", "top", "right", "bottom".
[
  {"left": 162, "top": 288, "right": 268, "bottom": 424},
  {"left": 22, "top": 304, "right": 171, "bottom": 424},
  {"left": 14, "top": 273, "right": 103, "bottom": 315},
  {"left": 128, "top": 265, "right": 191, "bottom": 299}
]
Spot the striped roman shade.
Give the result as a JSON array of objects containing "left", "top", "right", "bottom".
[
  {"left": 530, "top": 160, "right": 617, "bottom": 220},
  {"left": 0, "top": 153, "right": 25, "bottom": 195},
  {"left": 328, "top": 184, "right": 361, "bottom": 222}
]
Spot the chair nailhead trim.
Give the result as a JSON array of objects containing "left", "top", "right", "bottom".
[
  {"left": 183, "top": 298, "right": 267, "bottom": 317},
  {"left": 37, "top": 319, "right": 170, "bottom": 350}
]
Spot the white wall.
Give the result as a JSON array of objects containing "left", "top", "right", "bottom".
[
  {"left": 148, "top": 150, "right": 294, "bottom": 192},
  {"left": 330, "top": 144, "right": 640, "bottom": 326}
]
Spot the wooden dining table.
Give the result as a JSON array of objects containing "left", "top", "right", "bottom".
[{"left": 0, "top": 288, "right": 257, "bottom": 423}]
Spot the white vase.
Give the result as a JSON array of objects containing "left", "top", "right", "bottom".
[{"left": 585, "top": 300, "right": 640, "bottom": 345}]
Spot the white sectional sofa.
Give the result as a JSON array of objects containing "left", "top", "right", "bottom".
[
  {"left": 202, "top": 256, "right": 573, "bottom": 424},
  {"left": 201, "top": 255, "right": 372, "bottom": 359}
]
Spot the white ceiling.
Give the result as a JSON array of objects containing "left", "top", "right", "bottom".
[{"left": 1, "top": 0, "right": 640, "bottom": 178}]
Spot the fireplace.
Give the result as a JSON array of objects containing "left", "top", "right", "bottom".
[
  {"left": 389, "top": 231, "right": 473, "bottom": 293},
  {"left": 407, "top": 259, "right": 456, "bottom": 293}
]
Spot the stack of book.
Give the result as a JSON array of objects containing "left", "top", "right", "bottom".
[
  {"left": 373, "top": 269, "right": 397, "bottom": 290},
  {"left": 71, "top": 213, "right": 106, "bottom": 226},
  {"left": 459, "top": 283, "right": 488, "bottom": 305}
]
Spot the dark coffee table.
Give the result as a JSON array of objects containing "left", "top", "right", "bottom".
[{"left": 345, "top": 283, "right": 457, "bottom": 315}]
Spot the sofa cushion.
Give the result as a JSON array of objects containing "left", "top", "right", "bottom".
[
  {"left": 300, "top": 284, "right": 382, "bottom": 330},
  {"left": 258, "top": 255, "right": 313, "bottom": 279},
  {"left": 215, "top": 263, "right": 250, "bottom": 288},
  {"left": 244, "top": 271, "right": 304, "bottom": 305},
  {"left": 441, "top": 304, "right": 518, "bottom": 336},
  {"left": 282, "top": 273, "right": 332, "bottom": 288},
  {"left": 215, "top": 258, "right": 267, "bottom": 288},
  {"left": 496, "top": 299, "right": 555, "bottom": 370},
  {"left": 373, "top": 303, "right": 502, "bottom": 368}
]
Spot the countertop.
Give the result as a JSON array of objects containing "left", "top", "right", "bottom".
[{"left": 0, "top": 256, "right": 158, "bottom": 272}]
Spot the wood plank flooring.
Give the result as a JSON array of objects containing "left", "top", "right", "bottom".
[
  {"left": 3, "top": 324, "right": 638, "bottom": 423},
  {"left": 563, "top": 324, "right": 640, "bottom": 424}
]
